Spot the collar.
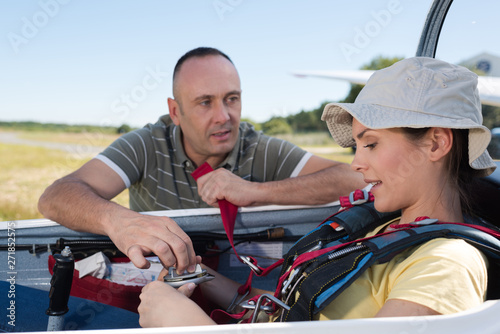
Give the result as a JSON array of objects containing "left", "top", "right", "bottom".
[
  {"left": 156, "top": 115, "right": 191, "bottom": 169},
  {"left": 162, "top": 115, "right": 242, "bottom": 172},
  {"left": 171, "top": 124, "right": 194, "bottom": 170},
  {"left": 217, "top": 130, "right": 241, "bottom": 172}
]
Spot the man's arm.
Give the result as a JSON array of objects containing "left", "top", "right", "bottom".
[
  {"left": 38, "top": 159, "right": 197, "bottom": 272},
  {"left": 196, "top": 155, "right": 365, "bottom": 207}
]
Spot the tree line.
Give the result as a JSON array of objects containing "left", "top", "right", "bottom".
[
  {"left": 0, "top": 121, "right": 133, "bottom": 134},
  {"left": 2, "top": 56, "right": 499, "bottom": 135},
  {"left": 260, "top": 56, "right": 500, "bottom": 135}
]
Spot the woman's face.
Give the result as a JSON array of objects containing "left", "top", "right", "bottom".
[{"left": 350, "top": 119, "right": 432, "bottom": 214}]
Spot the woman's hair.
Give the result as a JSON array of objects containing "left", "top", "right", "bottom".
[{"left": 401, "top": 127, "right": 477, "bottom": 215}]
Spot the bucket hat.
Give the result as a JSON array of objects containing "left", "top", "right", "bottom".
[{"left": 321, "top": 57, "right": 496, "bottom": 176}]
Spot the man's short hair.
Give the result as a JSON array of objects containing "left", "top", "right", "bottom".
[{"left": 173, "top": 47, "right": 233, "bottom": 81}]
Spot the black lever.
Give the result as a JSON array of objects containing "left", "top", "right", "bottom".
[{"left": 46, "top": 246, "right": 74, "bottom": 331}]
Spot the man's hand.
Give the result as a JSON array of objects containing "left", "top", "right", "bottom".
[
  {"left": 196, "top": 168, "right": 259, "bottom": 207},
  {"left": 195, "top": 156, "right": 366, "bottom": 207},
  {"left": 38, "top": 159, "right": 198, "bottom": 274},
  {"left": 105, "top": 213, "right": 198, "bottom": 274}
]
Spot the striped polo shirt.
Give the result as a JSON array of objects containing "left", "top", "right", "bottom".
[{"left": 96, "top": 115, "right": 310, "bottom": 212}]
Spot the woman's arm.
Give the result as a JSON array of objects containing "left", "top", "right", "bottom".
[
  {"left": 199, "top": 265, "right": 272, "bottom": 310},
  {"left": 138, "top": 263, "right": 272, "bottom": 327},
  {"left": 375, "top": 299, "right": 440, "bottom": 317}
]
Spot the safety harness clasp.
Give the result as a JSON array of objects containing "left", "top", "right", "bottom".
[
  {"left": 243, "top": 293, "right": 290, "bottom": 323},
  {"left": 349, "top": 188, "right": 370, "bottom": 206},
  {"left": 240, "top": 256, "right": 262, "bottom": 275}
]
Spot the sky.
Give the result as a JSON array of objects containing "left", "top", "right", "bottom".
[{"left": 1, "top": 0, "right": 499, "bottom": 128}]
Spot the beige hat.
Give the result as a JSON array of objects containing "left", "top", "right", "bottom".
[{"left": 322, "top": 57, "right": 496, "bottom": 176}]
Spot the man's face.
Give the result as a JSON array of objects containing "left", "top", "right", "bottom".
[{"left": 169, "top": 55, "right": 242, "bottom": 167}]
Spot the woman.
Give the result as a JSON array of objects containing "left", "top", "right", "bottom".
[{"left": 138, "top": 57, "right": 496, "bottom": 326}]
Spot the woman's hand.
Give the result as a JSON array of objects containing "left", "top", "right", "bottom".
[{"left": 138, "top": 281, "right": 216, "bottom": 327}]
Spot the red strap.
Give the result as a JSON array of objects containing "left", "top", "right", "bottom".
[
  {"left": 193, "top": 163, "right": 290, "bottom": 319},
  {"left": 393, "top": 221, "right": 500, "bottom": 239},
  {"left": 210, "top": 307, "right": 248, "bottom": 324},
  {"left": 192, "top": 163, "right": 242, "bottom": 261},
  {"left": 339, "top": 189, "right": 374, "bottom": 208},
  {"left": 192, "top": 164, "right": 271, "bottom": 274},
  {"left": 192, "top": 163, "right": 259, "bottom": 317},
  {"left": 273, "top": 227, "right": 414, "bottom": 297},
  {"left": 190, "top": 162, "right": 215, "bottom": 180},
  {"left": 209, "top": 294, "right": 268, "bottom": 324}
]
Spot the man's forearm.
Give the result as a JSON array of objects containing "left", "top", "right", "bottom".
[
  {"left": 251, "top": 164, "right": 365, "bottom": 206},
  {"left": 39, "top": 175, "right": 198, "bottom": 271},
  {"left": 38, "top": 176, "right": 130, "bottom": 235}
]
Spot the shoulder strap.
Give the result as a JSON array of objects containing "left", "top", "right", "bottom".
[
  {"left": 279, "top": 215, "right": 500, "bottom": 322},
  {"left": 278, "top": 201, "right": 399, "bottom": 281}
]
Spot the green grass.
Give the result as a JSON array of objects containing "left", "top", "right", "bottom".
[
  {"left": 0, "top": 140, "right": 129, "bottom": 221},
  {"left": 274, "top": 132, "right": 334, "bottom": 147},
  {"left": 17, "top": 131, "right": 121, "bottom": 147},
  {"left": 275, "top": 132, "right": 355, "bottom": 164},
  {"left": 0, "top": 130, "right": 353, "bottom": 221}
]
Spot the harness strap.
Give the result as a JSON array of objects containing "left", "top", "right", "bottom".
[
  {"left": 280, "top": 220, "right": 500, "bottom": 322},
  {"left": 210, "top": 306, "right": 248, "bottom": 324},
  {"left": 191, "top": 163, "right": 245, "bottom": 265},
  {"left": 275, "top": 226, "right": 409, "bottom": 299},
  {"left": 192, "top": 163, "right": 281, "bottom": 275},
  {"left": 339, "top": 188, "right": 374, "bottom": 208},
  {"left": 192, "top": 163, "right": 293, "bottom": 322}
]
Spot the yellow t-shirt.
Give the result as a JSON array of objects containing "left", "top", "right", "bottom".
[{"left": 314, "top": 221, "right": 488, "bottom": 320}]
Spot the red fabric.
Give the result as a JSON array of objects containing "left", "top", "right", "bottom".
[
  {"left": 48, "top": 255, "right": 218, "bottom": 314},
  {"left": 192, "top": 163, "right": 291, "bottom": 320},
  {"left": 191, "top": 163, "right": 241, "bottom": 262},
  {"left": 339, "top": 189, "right": 374, "bottom": 208},
  {"left": 210, "top": 308, "right": 248, "bottom": 324},
  {"left": 192, "top": 163, "right": 261, "bottom": 301},
  {"left": 48, "top": 255, "right": 142, "bottom": 313},
  {"left": 210, "top": 293, "right": 272, "bottom": 324}
]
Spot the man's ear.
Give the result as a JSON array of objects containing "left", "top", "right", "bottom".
[
  {"left": 168, "top": 98, "right": 181, "bottom": 126},
  {"left": 428, "top": 127, "right": 453, "bottom": 162}
]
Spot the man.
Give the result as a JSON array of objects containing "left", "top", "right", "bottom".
[{"left": 38, "top": 47, "right": 365, "bottom": 274}]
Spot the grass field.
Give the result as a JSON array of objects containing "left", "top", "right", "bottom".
[
  {"left": 17, "top": 130, "right": 122, "bottom": 147},
  {"left": 0, "top": 131, "right": 128, "bottom": 221},
  {"left": 0, "top": 130, "right": 353, "bottom": 221}
]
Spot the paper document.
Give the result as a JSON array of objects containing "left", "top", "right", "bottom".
[{"left": 229, "top": 242, "right": 283, "bottom": 267}]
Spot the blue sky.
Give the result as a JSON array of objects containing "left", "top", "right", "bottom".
[{"left": 1, "top": 0, "right": 499, "bottom": 127}]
